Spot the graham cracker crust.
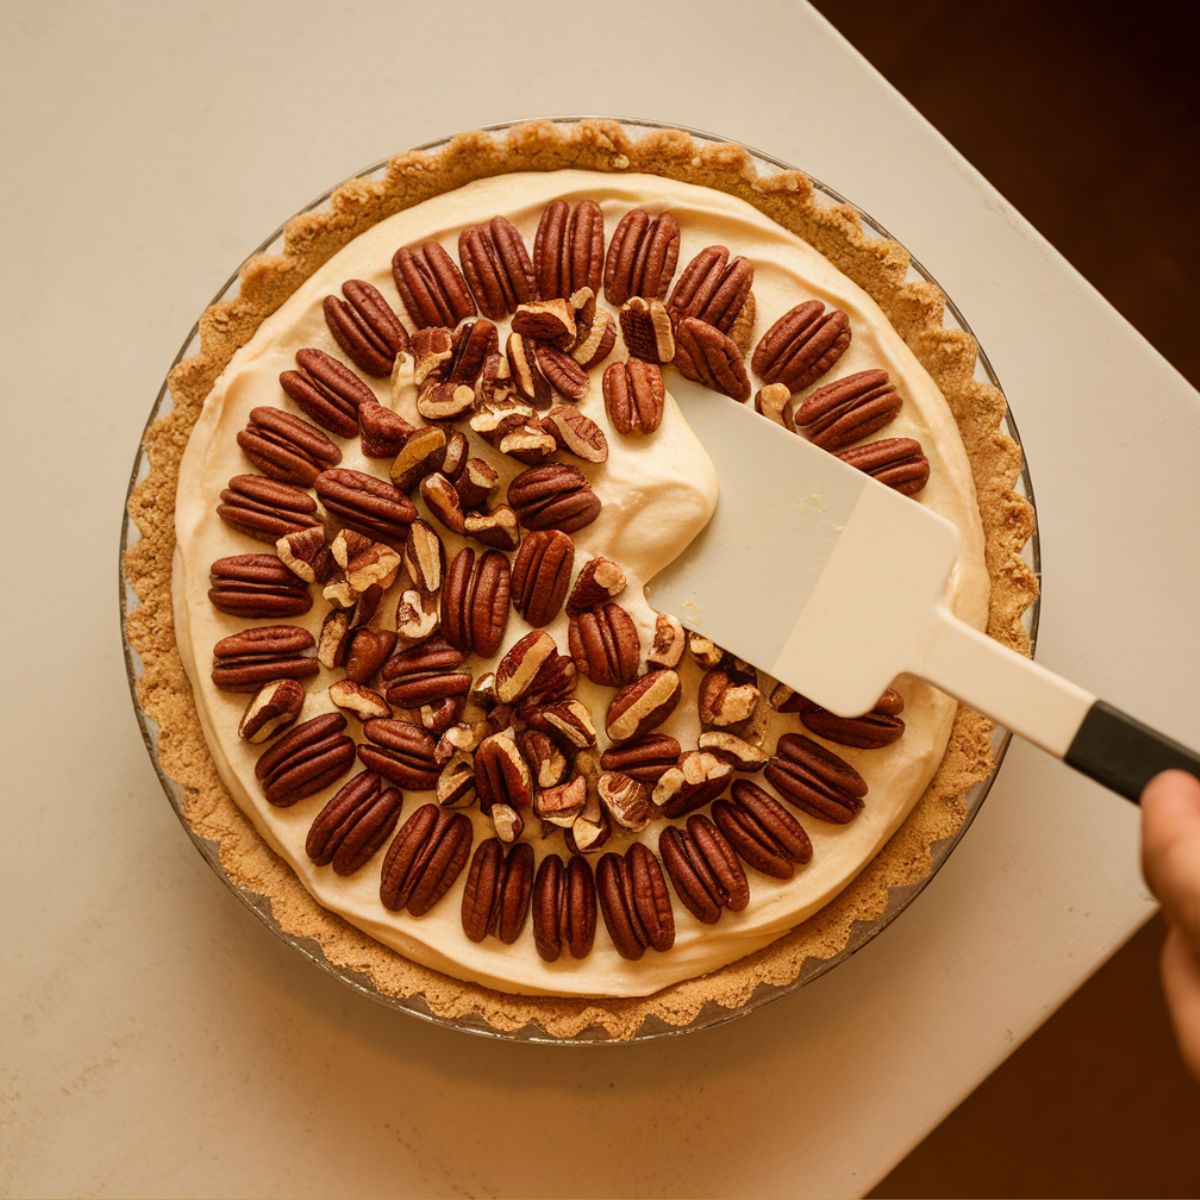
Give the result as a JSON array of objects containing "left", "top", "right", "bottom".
[{"left": 124, "top": 119, "right": 1037, "bottom": 1041}]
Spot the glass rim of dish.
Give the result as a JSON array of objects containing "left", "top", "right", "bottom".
[{"left": 119, "top": 115, "right": 1042, "bottom": 1045}]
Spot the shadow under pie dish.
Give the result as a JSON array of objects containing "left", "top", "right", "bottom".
[{"left": 123, "top": 118, "right": 1037, "bottom": 1041}]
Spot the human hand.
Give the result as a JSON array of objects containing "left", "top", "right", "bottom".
[{"left": 1141, "top": 770, "right": 1200, "bottom": 1080}]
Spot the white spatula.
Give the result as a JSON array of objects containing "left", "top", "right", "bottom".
[{"left": 647, "top": 387, "right": 1199, "bottom": 803}]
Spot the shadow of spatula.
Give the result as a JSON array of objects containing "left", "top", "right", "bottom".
[{"left": 646, "top": 388, "right": 1199, "bottom": 802}]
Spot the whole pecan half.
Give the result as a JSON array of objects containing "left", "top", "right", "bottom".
[
  {"left": 379, "top": 803, "right": 473, "bottom": 915},
  {"left": 323, "top": 279, "right": 410, "bottom": 377},
  {"left": 511, "top": 529, "right": 575, "bottom": 627},
  {"left": 603, "top": 208, "right": 680, "bottom": 306},
  {"left": 237, "top": 678, "right": 306, "bottom": 744},
  {"left": 533, "top": 199, "right": 604, "bottom": 299},
  {"left": 211, "top": 624, "right": 318, "bottom": 692},
  {"left": 474, "top": 731, "right": 534, "bottom": 811},
  {"left": 597, "top": 843, "right": 675, "bottom": 960},
  {"left": 534, "top": 342, "right": 590, "bottom": 403},
  {"left": 279, "top": 347, "right": 373, "bottom": 438},
  {"left": 666, "top": 245, "right": 754, "bottom": 335},
  {"left": 217, "top": 474, "right": 321, "bottom": 544},
  {"left": 673, "top": 318, "right": 751, "bottom": 401},
  {"left": 391, "top": 241, "right": 476, "bottom": 329},
  {"left": 837, "top": 437, "right": 930, "bottom": 496},
  {"left": 713, "top": 780, "right": 813, "bottom": 878},
  {"left": 619, "top": 298, "right": 675, "bottom": 364},
  {"left": 793, "top": 369, "right": 901, "bottom": 451},
  {"left": 600, "top": 734, "right": 681, "bottom": 785},
  {"left": 254, "top": 712, "right": 356, "bottom": 807},
  {"left": 358, "top": 718, "right": 439, "bottom": 790},
  {"left": 314, "top": 468, "right": 417, "bottom": 547},
  {"left": 541, "top": 405, "right": 608, "bottom": 464},
  {"left": 605, "top": 669, "right": 682, "bottom": 743},
  {"left": 381, "top": 638, "right": 472, "bottom": 714},
  {"left": 441, "top": 547, "right": 511, "bottom": 658},
  {"left": 533, "top": 853, "right": 597, "bottom": 962},
  {"left": 751, "top": 300, "right": 851, "bottom": 392},
  {"left": 508, "top": 464, "right": 601, "bottom": 534},
  {"left": 237, "top": 407, "right": 341, "bottom": 486},
  {"left": 603, "top": 358, "right": 666, "bottom": 435},
  {"left": 461, "top": 838, "right": 534, "bottom": 945},
  {"left": 660, "top": 814, "right": 749, "bottom": 923},
  {"left": 765, "top": 733, "right": 867, "bottom": 823},
  {"left": 458, "top": 216, "right": 536, "bottom": 319},
  {"left": 209, "top": 554, "right": 312, "bottom": 618},
  {"left": 795, "top": 687, "right": 906, "bottom": 748},
  {"left": 306, "top": 769, "right": 403, "bottom": 875},
  {"left": 568, "top": 602, "right": 640, "bottom": 686},
  {"left": 652, "top": 749, "right": 734, "bottom": 819}
]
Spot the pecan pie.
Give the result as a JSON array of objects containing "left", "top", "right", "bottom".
[{"left": 126, "top": 119, "right": 1035, "bottom": 1040}]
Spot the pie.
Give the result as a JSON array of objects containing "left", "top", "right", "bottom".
[{"left": 125, "top": 119, "right": 1036, "bottom": 1039}]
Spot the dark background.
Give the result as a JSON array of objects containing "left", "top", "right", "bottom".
[{"left": 806, "top": 1, "right": 1199, "bottom": 1194}]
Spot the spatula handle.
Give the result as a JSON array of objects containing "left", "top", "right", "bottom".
[{"left": 920, "top": 606, "right": 1200, "bottom": 803}]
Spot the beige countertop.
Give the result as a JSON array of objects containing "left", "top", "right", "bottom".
[{"left": 3, "top": 1, "right": 1196, "bottom": 1195}]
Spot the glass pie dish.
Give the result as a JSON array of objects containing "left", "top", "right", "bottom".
[{"left": 120, "top": 116, "right": 1041, "bottom": 1043}]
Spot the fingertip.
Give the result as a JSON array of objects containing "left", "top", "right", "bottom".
[{"left": 1142, "top": 770, "right": 1200, "bottom": 820}]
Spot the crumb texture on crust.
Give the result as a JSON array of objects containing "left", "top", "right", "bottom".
[{"left": 125, "top": 119, "right": 1037, "bottom": 1041}]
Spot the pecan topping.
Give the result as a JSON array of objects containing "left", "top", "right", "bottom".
[
  {"left": 600, "top": 734, "right": 681, "bottom": 786},
  {"left": 209, "top": 554, "right": 312, "bottom": 618},
  {"left": 687, "top": 631, "right": 726, "bottom": 670},
  {"left": 794, "top": 369, "right": 901, "bottom": 451},
  {"left": 461, "top": 839, "right": 534, "bottom": 944},
  {"left": 276, "top": 526, "right": 334, "bottom": 584},
  {"left": 421, "top": 472, "right": 466, "bottom": 534},
  {"left": 534, "top": 342, "right": 590, "bottom": 402},
  {"left": 394, "top": 588, "right": 441, "bottom": 647},
  {"left": 571, "top": 308, "right": 617, "bottom": 372},
  {"left": 217, "top": 474, "right": 321, "bottom": 544},
  {"left": 751, "top": 300, "right": 851, "bottom": 392},
  {"left": 673, "top": 317, "right": 750, "bottom": 401},
  {"left": 534, "top": 774, "right": 587, "bottom": 826},
  {"left": 564, "top": 759, "right": 611, "bottom": 855},
  {"left": 417, "top": 380, "right": 475, "bottom": 421},
  {"left": 666, "top": 245, "right": 754, "bottom": 335},
  {"left": 381, "top": 638, "right": 471, "bottom": 714},
  {"left": 698, "top": 666, "right": 762, "bottom": 729},
  {"left": 660, "top": 814, "right": 749, "bottom": 923},
  {"left": 437, "top": 750, "right": 477, "bottom": 809},
  {"left": 454, "top": 458, "right": 500, "bottom": 510},
  {"left": 597, "top": 844, "right": 675, "bottom": 959},
  {"left": 566, "top": 556, "right": 627, "bottom": 615},
  {"left": 506, "top": 331, "right": 551, "bottom": 406},
  {"left": 442, "top": 430, "right": 468, "bottom": 482},
  {"left": 389, "top": 426, "right": 448, "bottom": 493},
  {"left": 524, "top": 698, "right": 594, "bottom": 749},
  {"left": 603, "top": 208, "right": 680, "bottom": 306},
  {"left": 358, "top": 718, "right": 439, "bottom": 790},
  {"left": 344, "top": 627, "right": 397, "bottom": 684},
  {"left": 475, "top": 731, "right": 534, "bottom": 811},
  {"left": 646, "top": 612, "right": 685, "bottom": 668},
  {"left": 533, "top": 853, "right": 597, "bottom": 962},
  {"left": 379, "top": 803, "right": 473, "bottom": 915},
  {"left": 463, "top": 505, "right": 521, "bottom": 550},
  {"left": 597, "top": 771, "right": 653, "bottom": 832},
  {"left": 541, "top": 405, "right": 608, "bottom": 464},
  {"left": 511, "top": 529, "right": 575, "bottom": 627},
  {"left": 211, "top": 624, "right": 317, "bottom": 692},
  {"left": 441, "top": 547, "right": 510, "bottom": 658},
  {"left": 533, "top": 199, "right": 604, "bottom": 299},
  {"left": 458, "top": 216, "right": 536, "bottom": 319},
  {"left": 314, "top": 468, "right": 417, "bottom": 547},
  {"left": 237, "top": 678, "right": 306, "bottom": 744},
  {"left": 391, "top": 241, "right": 476, "bottom": 329},
  {"left": 619, "top": 298, "right": 675, "bottom": 364},
  {"left": 794, "top": 687, "right": 906, "bottom": 748},
  {"left": 765, "top": 733, "right": 867, "bottom": 823},
  {"left": 237, "top": 407, "right": 341, "bottom": 486},
  {"left": 254, "top": 713, "right": 356, "bottom": 807},
  {"left": 412, "top": 327, "right": 455, "bottom": 387},
  {"left": 697, "top": 730, "right": 769, "bottom": 772},
  {"left": 602, "top": 358, "right": 665, "bottom": 435},
  {"left": 403, "top": 519, "right": 444, "bottom": 594},
  {"left": 517, "top": 729, "right": 569, "bottom": 789},
  {"left": 279, "top": 347, "right": 373, "bottom": 438},
  {"left": 446, "top": 319, "right": 498, "bottom": 386},
  {"left": 754, "top": 383, "right": 795, "bottom": 432},
  {"left": 508, "top": 464, "right": 601, "bottom": 534},
  {"left": 339, "top": 541, "right": 402, "bottom": 597},
  {"left": 323, "top": 279, "right": 410, "bottom": 377},
  {"left": 713, "top": 781, "right": 813, "bottom": 879},
  {"left": 605, "top": 669, "right": 682, "bottom": 744},
  {"left": 511, "top": 299, "right": 576, "bottom": 346},
  {"left": 837, "top": 437, "right": 930, "bottom": 496},
  {"left": 495, "top": 631, "right": 558, "bottom": 704},
  {"left": 652, "top": 750, "right": 734, "bottom": 819},
  {"left": 317, "top": 608, "right": 353, "bottom": 669},
  {"left": 730, "top": 291, "right": 757, "bottom": 355},
  {"left": 306, "top": 769, "right": 403, "bottom": 875},
  {"left": 568, "top": 602, "right": 640, "bottom": 686}
]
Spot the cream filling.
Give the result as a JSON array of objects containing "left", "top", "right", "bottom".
[{"left": 172, "top": 170, "right": 989, "bottom": 997}]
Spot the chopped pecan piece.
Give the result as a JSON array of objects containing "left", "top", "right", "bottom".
[
  {"left": 237, "top": 678, "right": 306, "bottom": 744},
  {"left": 458, "top": 216, "right": 536, "bottom": 319},
  {"left": 651, "top": 750, "right": 734, "bottom": 819},
  {"left": 420, "top": 472, "right": 466, "bottom": 534},
  {"left": 314, "top": 468, "right": 416, "bottom": 547},
  {"left": 441, "top": 547, "right": 510, "bottom": 657},
  {"left": 533, "top": 199, "right": 604, "bottom": 299},
  {"left": 394, "top": 588, "right": 441, "bottom": 647},
  {"left": 754, "top": 383, "right": 795, "bottom": 432},
  {"left": 490, "top": 803, "right": 524, "bottom": 844},
  {"left": 686, "top": 631, "right": 725, "bottom": 670},
  {"left": 391, "top": 241, "right": 476, "bottom": 329},
  {"left": 571, "top": 308, "right": 617, "bottom": 371},
  {"left": 619, "top": 297, "right": 675, "bottom": 364},
  {"left": 751, "top": 300, "right": 851, "bottom": 392},
  {"left": 254, "top": 713, "right": 356, "bottom": 807},
  {"left": 517, "top": 729, "right": 570, "bottom": 789},
  {"left": 666, "top": 245, "right": 754, "bottom": 335},
  {"left": 507, "top": 331, "right": 551, "bottom": 406},
  {"left": 474, "top": 731, "right": 534, "bottom": 811},
  {"left": 461, "top": 839, "right": 534, "bottom": 944},
  {"left": 495, "top": 631, "right": 558, "bottom": 704},
  {"left": 524, "top": 698, "right": 595, "bottom": 750},
  {"left": 306, "top": 769, "right": 404, "bottom": 875},
  {"left": 698, "top": 666, "right": 762, "bottom": 729},
  {"left": 837, "top": 437, "right": 930, "bottom": 496},
  {"left": 659, "top": 814, "right": 749, "bottom": 923},
  {"left": 508, "top": 464, "right": 601, "bottom": 534},
  {"left": 765, "top": 733, "right": 867, "bottom": 823},
  {"left": 403, "top": 519, "right": 444, "bottom": 593},
  {"left": 597, "top": 844, "right": 675, "bottom": 959},
  {"left": 217, "top": 474, "right": 321, "bottom": 544},
  {"left": 446, "top": 319, "right": 498, "bottom": 386},
  {"left": 713, "top": 781, "right": 813, "bottom": 879},
  {"left": 211, "top": 624, "right": 317, "bottom": 693},
  {"left": 411, "top": 327, "right": 455, "bottom": 388},
  {"left": 276, "top": 526, "right": 334, "bottom": 584},
  {"left": 566, "top": 556, "right": 627, "bottom": 615},
  {"left": 323, "top": 279, "right": 410, "bottom": 377},
  {"left": 358, "top": 718, "right": 439, "bottom": 790},
  {"left": 698, "top": 730, "right": 769, "bottom": 772},
  {"left": 279, "top": 347, "right": 373, "bottom": 438},
  {"left": 511, "top": 530, "right": 575, "bottom": 627},
  {"left": 317, "top": 608, "right": 353, "bottom": 669},
  {"left": 646, "top": 612, "right": 685, "bottom": 668},
  {"left": 237, "top": 407, "right": 341, "bottom": 486},
  {"left": 328, "top": 679, "right": 390, "bottom": 721},
  {"left": 344, "top": 627, "right": 397, "bottom": 684},
  {"left": 794, "top": 369, "right": 901, "bottom": 451},
  {"left": 209, "top": 554, "right": 312, "bottom": 618},
  {"left": 603, "top": 208, "right": 680, "bottom": 306},
  {"left": 511, "top": 299, "right": 576, "bottom": 346},
  {"left": 454, "top": 458, "right": 500, "bottom": 510},
  {"left": 534, "top": 774, "right": 587, "bottom": 827},
  {"left": 605, "top": 669, "right": 682, "bottom": 744},
  {"left": 379, "top": 803, "right": 473, "bottom": 915},
  {"left": 541, "top": 405, "right": 608, "bottom": 464},
  {"left": 597, "top": 771, "right": 653, "bottom": 832},
  {"left": 436, "top": 750, "right": 477, "bottom": 809},
  {"left": 793, "top": 687, "right": 906, "bottom": 748},
  {"left": 463, "top": 504, "right": 521, "bottom": 550},
  {"left": 600, "top": 734, "right": 681, "bottom": 786},
  {"left": 417, "top": 380, "right": 475, "bottom": 421},
  {"left": 603, "top": 358, "right": 665, "bottom": 435},
  {"left": 568, "top": 602, "right": 640, "bottom": 686},
  {"left": 533, "top": 853, "right": 597, "bottom": 962},
  {"left": 388, "top": 425, "right": 448, "bottom": 493},
  {"left": 673, "top": 317, "right": 750, "bottom": 401}
]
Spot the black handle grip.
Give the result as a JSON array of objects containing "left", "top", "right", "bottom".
[{"left": 1064, "top": 701, "right": 1200, "bottom": 804}]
